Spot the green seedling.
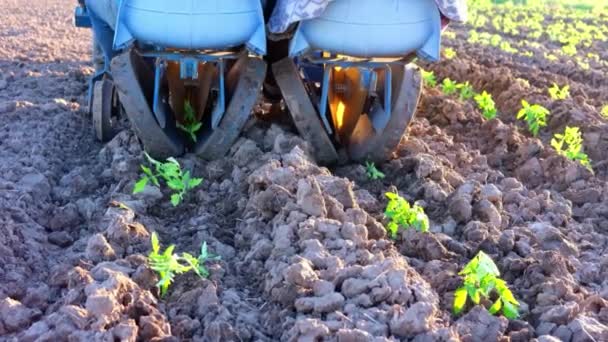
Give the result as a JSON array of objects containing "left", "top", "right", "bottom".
[
  {"left": 548, "top": 83, "right": 570, "bottom": 100},
  {"left": 600, "top": 105, "right": 608, "bottom": 118},
  {"left": 365, "top": 162, "right": 385, "bottom": 180},
  {"left": 474, "top": 91, "right": 498, "bottom": 120},
  {"left": 457, "top": 81, "right": 476, "bottom": 100},
  {"left": 443, "top": 47, "right": 457, "bottom": 59},
  {"left": 133, "top": 153, "right": 203, "bottom": 206},
  {"left": 441, "top": 78, "right": 459, "bottom": 96},
  {"left": 561, "top": 44, "right": 577, "bottom": 56},
  {"left": 517, "top": 100, "right": 549, "bottom": 136},
  {"left": 384, "top": 192, "right": 429, "bottom": 238},
  {"left": 551, "top": 126, "right": 591, "bottom": 169},
  {"left": 453, "top": 251, "right": 520, "bottom": 320},
  {"left": 177, "top": 101, "right": 203, "bottom": 142},
  {"left": 421, "top": 69, "right": 437, "bottom": 88},
  {"left": 148, "top": 232, "right": 218, "bottom": 297},
  {"left": 443, "top": 31, "right": 457, "bottom": 40}
]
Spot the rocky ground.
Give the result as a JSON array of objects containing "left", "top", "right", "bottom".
[{"left": 1, "top": 1, "right": 608, "bottom": 341}]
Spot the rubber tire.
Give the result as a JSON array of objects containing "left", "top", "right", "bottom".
[{"left": 92, "top": 78, "right": 117, "bottom": 142}]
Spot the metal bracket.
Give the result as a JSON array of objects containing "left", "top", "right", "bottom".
[
  {"left": 211, "top": 60, "right": 226, "bottom": 129},
  {"left": 74, "top": 6, "right": 92, "bottom": 28},
  {"left": 179, "top": 58, "right": 199, "bottom": 80},
  {"left": 146, "top": 51, "right": 229, "bottom": 131},
  {"left": 318, "top": 64, "right": 333, "bottom": 134},
  {"left": 152, "top": 60, "right": 167, "bottom": 128},
  {"left": 369, "top": 65, "right": 392, "bottom": 133}
]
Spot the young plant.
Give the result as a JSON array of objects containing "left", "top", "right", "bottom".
[
  {"left": 441, "top": 78, "right": 459, "bottom": 96},
  {"left": 421, "top": 69, "right": 437, "bottom": 88},
  {"left": 474, "top": 91, "right": 498, "bottom": 120},
  {"left": 148, "top": 232, "right": 218, "bottom": 297},
  {"left": 443, "top": 47, "right": 457, "bottom": 59},
  {"left": 384, "top": 192, "right": 429, "bottom": 238},
  {"left": 600, "top": 105, "right": 608, "bottom": 118},
  {"left": 177, "top": 101, "right": 203, "bottom": 142},
  {"left": 517, "top": 100, "right": 549, "bottom": 136},
  {"left": 548, "top": 83, "right": 570, "bottom": 100},
  {"left": 457, "top": 81, "right": 476, "bottom": 100},
  {"left": 133, "top": 153, "right": 203, "bottom": 206},
  {"left": 551, "top": 126, "right": 591, "bottom": 169},
  {"left": 453, "top": 251, "right": 520, "bottom": 319},
  {"left": 365, "top": 162, "right": 385, "bottom": 180}
]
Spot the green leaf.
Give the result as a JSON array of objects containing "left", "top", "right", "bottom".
[
  {"left": 164, "top": 245, "right": 175, "bottom": 258},
  {"left": 161, "top": 163, "right": 181, "bottom": 178},
  {"left": 466, "top": 284, "right": 481, "bottom": 304},
  {"left": 167, "top": 178, "right": 185, "bottom": 191},
  {"left": 189, "top": 178, "right": 203, "bottom": 189},
  {"left": 151, "top": 232, "right": 160, "bottom": 254},
  {"left": 453, "top": 287, "right": 468, "bottom": 315},
  {"left": 489, "top": 299, "right": 503, "bottom": 315},
  {"left": 502, "top": 301, "right": 519, "bottom": 319},
  {"left": 385, "top": 192, "right": 398, "bottom": 200},
  {"left": 171, "top": 194, "right": 182, "bottom": 207},
  {"left": 133, "top": 177, "right": 149, "bottom": 194},
  {"left": 192, "top": 122, "right": 202, "bottom": 131},
  {"left": 476, "top": 251, "right": 500, "bottom": 278}
]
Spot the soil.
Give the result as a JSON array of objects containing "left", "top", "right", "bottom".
[{"left": 1, "top": 1, "right": 608, "bottom": 341}]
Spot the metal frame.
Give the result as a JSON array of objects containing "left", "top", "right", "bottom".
[
  {"left": 74, "top": 3, "right": 92, "bottom": 28},
  {"left": 139, "top": 49, "right": 246, "bottom": 130},
  {"left": 296, "top": 52, "right": 416, "bottom": 135}
]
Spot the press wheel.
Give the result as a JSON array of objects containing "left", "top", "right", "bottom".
[{"left": 92, "top": 78, "right": 119, "bottom": 142}]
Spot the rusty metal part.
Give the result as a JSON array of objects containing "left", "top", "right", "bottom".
[{"left": 328, "top": 67, "right": 367, "bottom": 145}]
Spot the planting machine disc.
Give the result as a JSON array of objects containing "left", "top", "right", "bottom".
[
  {"left": 348, "top": 64, "right": 422, "bottom": 162},
  {"left": 111, "top": 49, "right": 184, "bottom": 159},
  {"left": 111, "top": 48, "right": 266, "bottom": 160},
  {"left": 194, "top": 55, "right": 266, "bottom": 160},
  {"left": 272, "top": 58, "right": 340, "bottom": 164},
  {"left": 273, "top": 58, "right": 422, "bottom": 164}
]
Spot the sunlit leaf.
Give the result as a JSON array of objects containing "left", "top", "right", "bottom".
[
  {"left": 133, "top": 177, "right": 149, "bottom": 194},
  {"left": 453, "top": 287, "right": 468, "bottom": 315}
]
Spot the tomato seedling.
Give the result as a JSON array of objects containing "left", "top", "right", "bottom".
[
  {"left": 548, "top": 83, "right": 570, "bottom": 100},
  {"left": 384, "top": 192, "right": 429, "bottom": 238},
  {"left": 551, "top": 126, "right": 591, "bottom": 170},
  {"left": 517, "top": 100, "right": 549, "bottom": 136},
  {"left": 365, "top": 162, "right": 385, "bottom": 180},
  {"left": 474, "top": 91, "right": 498, "bottom": 120},
  {"left": 441, "top": 78, "right": 459, "bottom": 96},
  {"left": 148, "top": 232, "right": 218, "bottom": 297},
  {"left": 453, "top": 251, "right": 520, "bottom": 319},
  {"left": 457, "top": 81, "right": 476, "bottom": 100},
  {"left": 133, "top": 153, "right": 203, "bottom": 206},
  {"left": 601, "top": 105, "right": 608, "bottom": 118},
  {"left": 177, "top": 100, "right": 203, "bottom": 142},
  {"left": 421, "top": 69, "right": 437, "bottom": 88},
  {"left": 443, "top": 47, "right": 457, "bottom": 59}
]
